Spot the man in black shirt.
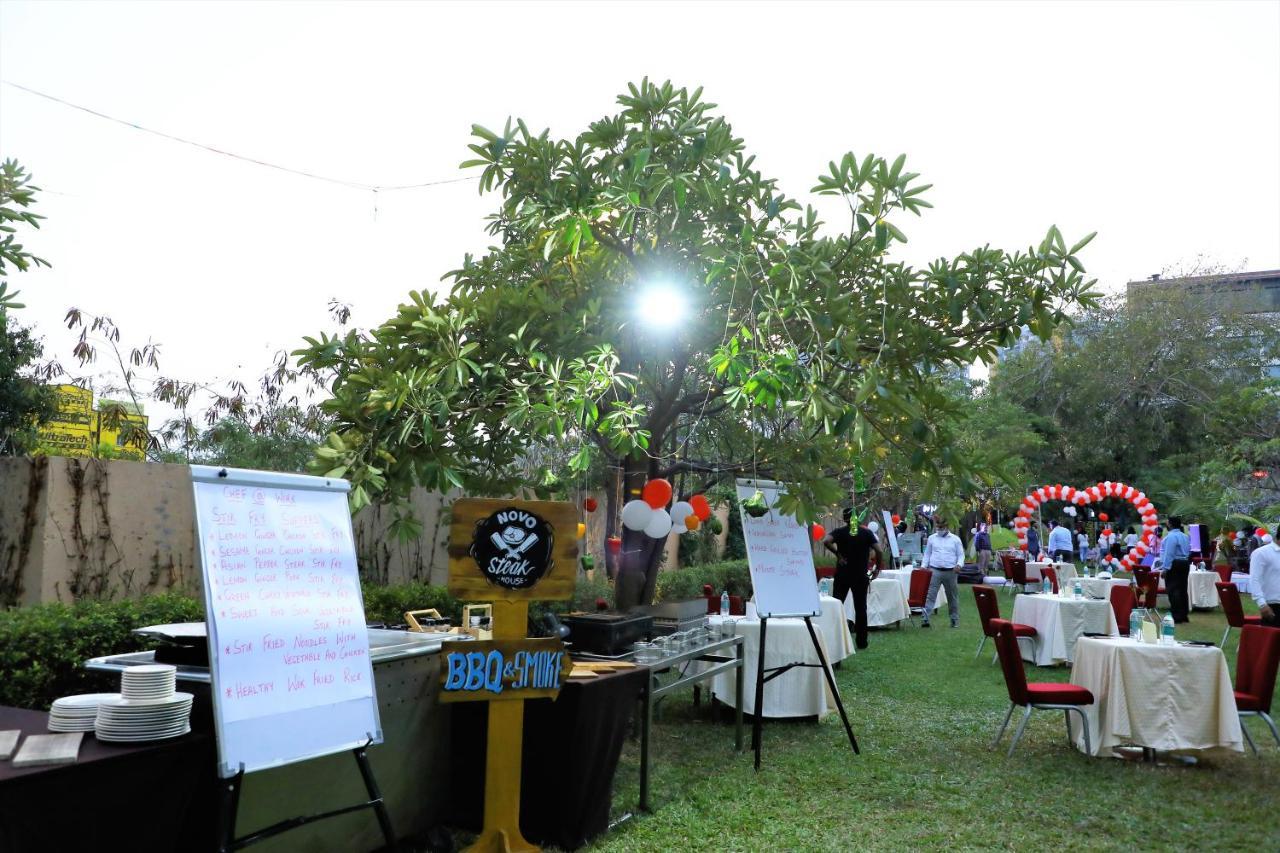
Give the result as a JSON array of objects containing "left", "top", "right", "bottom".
[{"left": 823, "top": 508, "right": 884, "bottom": 650}]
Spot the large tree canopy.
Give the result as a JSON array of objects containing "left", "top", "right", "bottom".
[{"left": 299, "top": 80, "right": 1098, "bottom": 605}]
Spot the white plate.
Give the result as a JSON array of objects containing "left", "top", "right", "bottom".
[
  {"left": 52, "top": 693, "right": 120, "bottom": 709},
  {"left": 48, "top": 718, "right": 97, "bottom": 732},
  {"left": 99, "top": 692, "right": 193, "bottom": 709},
  {"left": 96, "top": 716, "right": 190, "bottom": 731},
  {"left": 120, "top": 664, "right": 177, "bottom": 676},
  {"left": 96, "top": 724, "right": 191, "bottom": 743}
]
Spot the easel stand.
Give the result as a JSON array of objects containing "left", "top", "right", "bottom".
[
  {"left": 751, "top": 614, "right": 860, "bottom": 771},
  {"left": 217, "top": 737, "right": 397, "bottom": 853}
]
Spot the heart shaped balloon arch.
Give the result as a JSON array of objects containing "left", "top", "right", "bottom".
[{"left": 1015, "top": 481, "right": 1159, "bottom": 571}]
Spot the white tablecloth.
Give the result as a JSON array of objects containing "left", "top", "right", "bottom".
[
  {"left": 1027, "top": 561, "right": 1078, "bottom": 584},
  {"left": 1011, "top": 593, "right": 1118, "bottom": 666},
  {"left": 879, "top": 568, "right": 946, "bottom": 610},
  {"left": 1068, "top": 636, "right": 1243, "bottom": 758},
  {"left": 1231, "top": 572, "right": 1256, "bottom": 596},
  {"left": 707, "top": 595, "right": 851, "bottom": 718},
  {"left": 1079, "top": 577, "right": 1130, "bottom": 601},
  {"left": 843, "top": 578, "right": 910, "bottom": 626},
  {"left": 1188, "top": 571, "right": 1220, "bottom": 609}
]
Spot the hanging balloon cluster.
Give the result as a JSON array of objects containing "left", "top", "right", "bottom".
[
  {"left": 1014, "top": 481, "right": 1158, "bottom": 571},
  {"left": 616, "top": 479, "right": 714, "bottom": 541}
]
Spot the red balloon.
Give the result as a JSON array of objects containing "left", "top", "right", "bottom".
[
  {"left": 1098, "top": 513, "right": 1109, "bottom": 522},
  {"left": 642, "top": 479, "right": 673, "bottom": 509},
  {"left": 1257, "top": 527, "right": 1268, "bottom": 537},
  {"left": 690, "top": 493, "right": 712, "bottom": 521},
  {"left": 891, "top": 514, "right": 901, "bottom": 524},
  {"left": 584, "top": 497, "right": 598, "bottom": 513},
  {"left": 1102, "top": 528, "right": 1113, "bottom": 536},
  {"left": 812, "top": 524, "right": 826, "bottom": 541}
]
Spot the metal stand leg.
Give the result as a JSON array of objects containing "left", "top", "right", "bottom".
[
  {"left": 639, "top": 681, "right": 652, "bottom": 811},
  {"left": 734, "top": 640, "right": 744, "bottom": 753},
  {"left": 354, "top": 742, "right": 398, "bottom": 852},
  {"left": 803, "top": 616, "right": 859, "bottom": 755},
  {"left": 752, "top": 617, "right": 769, "bottom": 771},
  {"left": 1261, "top": 712, "right": 1280, "bottom": 747},
  {"left": 1242, "top": 721, "right": 1258, "bottom": 756},
  {"left": 217, "top": 767, "right": 245, "bottom": 853}
]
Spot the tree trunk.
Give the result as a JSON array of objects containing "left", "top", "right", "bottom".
[{"left": 614, "top": 445, "right": 666, "bottom": 610}]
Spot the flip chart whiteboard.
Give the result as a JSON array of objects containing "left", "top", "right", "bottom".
[
  {"left": 881, "top": 510, "right": 900, "bottom": 559},
  {"left": 191, "top": 465, "right": 381, "bottom": 777},
  {"left": 735, "top": 479, "right": 821, "bottom": 618}
]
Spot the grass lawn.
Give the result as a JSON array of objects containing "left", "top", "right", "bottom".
[{"left": 594, "top": 589, "right": 1278, "bottom": 851}]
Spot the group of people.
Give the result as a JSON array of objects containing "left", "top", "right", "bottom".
[
  {"left": 820, "top": 505, "right": 1280, "bottom": 647},
  {"left": 1025, "top": 519, "right": 1157, "bottom": 566}
]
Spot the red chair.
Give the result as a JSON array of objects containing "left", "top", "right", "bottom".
[
  {"left": 1042, "top": 566, "right": 1060, "bottom": 595},
  {"left": 1134, "top": 573, "right": 1160, "bottom": 617},
  {"left": 1214, "top": 564, "right": 1233, "bottom": 585},
  {"left": 973, "top": 585, "right": 1037, "bottom": 663},
  {"left": 729, "top": 595, "right": 746, "bottom": 616},
  {"left": 989, "top": 618, "right": 1094, "bottom": 756},
  {"left": 816, "top": 565, "right": 836, "bottom": 579},
  {"left": 907, "top": 568, "right": 931, "bottom": 624},
  {"left": 1006, "top": 557, "right": 1031, "bottom": 595},
  {"left": 1110, "top": 585, "right": 1137, "bottom": 636},
  {"left": 1234, "top": 625, "right": 1280, "bottom": 754},
  {"left": 1217, "top": 582, "right": 1263, "bottom": 650}
]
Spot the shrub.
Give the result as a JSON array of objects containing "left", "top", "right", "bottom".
[
  {"left": 654, "top": 559, "right": 752, "bottom": 602},
  {"left": 361, "top": 582, "right": 461, "bottom": 626},
  {"left": 0, "top": 593, "right": 204, "bottom": 710}
]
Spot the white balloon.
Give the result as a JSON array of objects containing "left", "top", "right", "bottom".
[
  {"left": 644, "top": 509, "right": 673, "bottom": 538},
  {"left": 867, "top": 521, "right": 880, "bottom": 533},
  {"left": 621, "top": 499, "right": 654, "bottom": 531},
  {"left": 670, "top": 501, "right": 694, "bottom": 529}
]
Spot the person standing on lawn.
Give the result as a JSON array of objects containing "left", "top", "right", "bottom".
[
  {"left": 1161, "top": 517, "right": 1192, "bottom": 623},
  {"left": 1250, "top": 530, "right": 1280, "bottom": 627},
  {"left": 921, "top": 517, "right": 964, "bottom": 628},
  {"left": 1047, "top": 519, "right": 1074, "bottom": 563},
  {"left": 823, "top": 508, "right": 884, "bottom": 650},
  {"left": 974, "top": 523, "right": 993, "bottom": 575}
]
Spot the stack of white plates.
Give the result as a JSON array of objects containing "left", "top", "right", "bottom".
[
  {"left": 48, "top": 693, "right": 117, "bottom": 732},
  {"left": 94, "top": 693, "right": 193, "bottom": 742},
  {"left": 120, "top": 664, "right": 178, "bottom": 701}
]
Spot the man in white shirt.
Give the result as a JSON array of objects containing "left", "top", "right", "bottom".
[
  {"left": 921, "top": 517, "right": 965, "bottom": 628},
  {"left": 1249, "top": 532, "right": 1280, "bottom": 627},
  {"left": 1047, "top": 520, "right": 1074, "bottom": 563}
]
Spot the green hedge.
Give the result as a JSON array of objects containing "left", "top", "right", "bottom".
[
  {"left": 654, "top": 559, "right": 752, "bottom": 601},
  {"left": 0, "top": 594, "right": 204, "bottom": 711}
]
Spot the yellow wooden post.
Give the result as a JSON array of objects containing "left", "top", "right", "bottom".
[{"left": 469, "top": 599, "right": 537, "bottom": 853}]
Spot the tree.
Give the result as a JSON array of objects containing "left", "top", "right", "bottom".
[
  {"left": 0, "top": 159, "right": 55, "bottom": 454},
  {"left": 185, "top": 414, "right": 324, "bottom": 472},
  {"left": 298, "top": 80, "right": 1098, "bottom": 606}
]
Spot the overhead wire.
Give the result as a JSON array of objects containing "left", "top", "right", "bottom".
[{"left": 2, "top": 80, "right": 479, "bottom": 194}]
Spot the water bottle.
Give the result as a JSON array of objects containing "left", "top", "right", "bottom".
[
  {"left": 1162, "top": 614, "right": 1175, "bottom": 645},
  {"left": 1041, "top": 576, "right": 1051, "bottom": 595},
  {"left": 1129, "top": 610, "right": 1141, "bottom": 639},
  {"left": 1073, "top": 579, "right": 1083, "bottom": 600},
  {"left": 1084, "top": 563, "right": 1092, "bottom": 578},
  {"left": 720, "top": 590, "right": 730, "bottom": 617}
]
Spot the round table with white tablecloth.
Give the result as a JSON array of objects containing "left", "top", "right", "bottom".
[
  {"left": 1230, "top": 572, "right": 1256, "bottom": 597},
  {"left": 1027, "top": 561, "right": 1078, "bottom": 584},
  {"left": 843, "top": 577, "right": 910, "bottom": 627},
  {"left": 1188, "top": 570, "right": 1221, "bottom": 609},
  {"left": 707, "top": 595, "right": 851, "bottom": 719},
  {"left": 877, "top": 568, "right": 946, "bottom": 611},
  {"left": 1067, "top": 636, "right": 1243, "bottom": 758},
  {"left": 1078, "top": 576, "right": 1131, "bottom": 601},
  {"left": 1011, "top": 592, "right": 1118, "bottom": 666}
]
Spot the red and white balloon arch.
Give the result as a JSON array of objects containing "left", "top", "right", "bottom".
[{"left": 1014, "top": 481, "right": 1159, "bottom": 571}]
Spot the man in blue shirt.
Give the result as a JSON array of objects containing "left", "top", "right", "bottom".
[
  {"left": 1047, "top": 520, "right": 1075, "bottom": 563},
  {"left": 1161, "top": 516, "right": 1192, "bottom": 623}
]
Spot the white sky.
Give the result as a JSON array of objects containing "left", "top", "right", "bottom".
[{"left": 2, "top": 0, "right": 1278, "bottom": 420}]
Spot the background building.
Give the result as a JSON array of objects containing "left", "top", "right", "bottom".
[{"left": 35, "top": 384, "right": 150, "bottom": 460}]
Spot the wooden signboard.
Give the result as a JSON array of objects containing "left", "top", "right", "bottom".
[
  {"left": 447, "top": 498, "right": 578, "bottom": 853},
  {"left": 438, "top": 638, "right": 572, "bottom": 703},
  {"left": 448, "top": 499, "right": 578, "bottom": 601}
]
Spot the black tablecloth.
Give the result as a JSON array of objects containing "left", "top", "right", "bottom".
[
  {"left": 0, "top": 706, "right": 218, "bottom": 853},
  {"left": 451, "top": 665, "right": 647, "bottom": 850}
]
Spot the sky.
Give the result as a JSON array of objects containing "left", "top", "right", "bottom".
[{"left": 1, "top": 0, "right": 1278, "bottom": 424}]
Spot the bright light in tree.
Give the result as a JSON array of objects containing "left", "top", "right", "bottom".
[{"left": 636, "top": 282, "right": 687, "bottom": 329}]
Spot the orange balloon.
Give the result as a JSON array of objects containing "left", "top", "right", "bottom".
[
  {"left": 690, "top": 493, "right": 712, "bottom": 521},
  {"left": 684, "top": 513, "right": 701, "bottom": 531},
  {"left": 642, "top": 478, "right": 673, "bottom": 509}
]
